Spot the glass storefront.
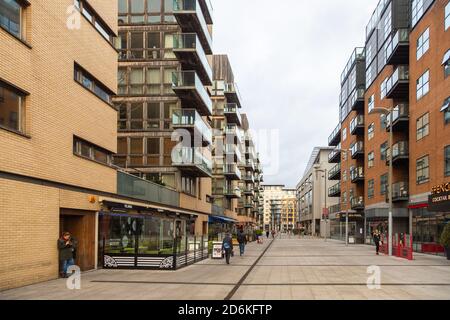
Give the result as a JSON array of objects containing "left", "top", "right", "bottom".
[
  {"left": 330, "top": 220, "right": 357, "bottom": 242},
  {"left": 412, "top": 207, "right": 450, "bottom": 256}
]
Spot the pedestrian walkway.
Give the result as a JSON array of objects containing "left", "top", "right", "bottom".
[{"left": 1, "top": 236, "right": 450, "bottom": 300}]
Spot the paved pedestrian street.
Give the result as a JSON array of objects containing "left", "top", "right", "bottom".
[{"left": 1, "top": 236, "right": 450, "bottom": 300}]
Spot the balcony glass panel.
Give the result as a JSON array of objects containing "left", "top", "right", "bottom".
[
  {"left": 350, "top": 115, "right": 364, "bottom": 133},
  {"left": 172, "top": 109, "right": 212, "bottom": 144},
  {"left": 172, "top": 147, "right": 212, "bottom": 174},
  {"left": 172, "top": 71, "right": 212, "bottom": 114},
  {"left": 386, "top": 66, "right": 409, "bottom": 93}
]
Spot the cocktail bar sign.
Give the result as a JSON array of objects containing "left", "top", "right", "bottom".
[{"left": 428, "top": 182, "right": 450, "bottom": 212}]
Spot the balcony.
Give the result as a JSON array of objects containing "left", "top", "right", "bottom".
[
  {"left": 386, "top": 29, "right": 409, "bottom": 66},
  {"left": 198, "top": 0, "right": 213, "bottom": 24},
  {"left": 173, "top": 0, "right": 212, "bottom": 54},
  {"left": 224, "top": 143, "right": 242, "bottom": 163},
  {"left": 350, "top": 88, "right": 365, "bottom": 111},
  {"left": 350, "top": 141, "right": 364, "bottom": 159},
  {"left": 328, "top": 123, "right": 341, "bottom": 146},
  {"left": 350, "top": 166, "right": 364, "bottom": 183},
  {"left": 328, "top": 182, "right": 341, "bottom": 197},
  {"left": 350, "top": 115, "right": 364, "bottom": 136},
  {"left": 223, "top": 103, "right": 242, "bottom": 126},
  {"left": 117, "top": 171, "right": 180, "bottom": 207},
  {"left": 223, "top": 164, "right": 241, "bottom": 180},
  {"left": 245, "top": 159, "right": 255, "bottom": 171},
  {"left": 329, "top": 203, "right": 341, "bottom": 215},
  {"left": 245, "top": 146, "right": 257, "bottom": 160},
  {"left": 224, "top": 186, "right": 241, "bottom": 199},
  {"left": 172, "top": 71, "right": 212, "bottom": 116},
  {"left": 243, "top": 173, "right": 255, "bottom": 183},
  {"left": 386, "top": 141, "right": 409, "bottom": 165},
  {"left": 243, "top": 185, "right": 255, "bottom": 196},
  {"left": 386, "top": 104, "right": 409, "bottom": 132},
  {"left": 328, "top": 163, "right": 341, "bottom": 180},
  {"left": 173, "top": 33, "right": 212, "bottom": 85},
  {"left": 224, "top": 124, "right": 242, "bottom": 144},
  {"left": 386, "top": 66, "right": 409, "bottom": 99},
  {"left": 328, "top": 144, "right": 341, "bottom": 163},
  {"left": 351, "top": 196, "right": 364, "bottom": 211},
  {"left": 172, "top": 109, "right": 212, "bottom": 146},
  {"left": 387, "top": 182, "right": 409, "bottom": 202},
  {"left": 172, "top": 147, "right": 212, "bottom": 177},
  {"left": 224, "top": 83, "right": 242, "bottom": 108}
]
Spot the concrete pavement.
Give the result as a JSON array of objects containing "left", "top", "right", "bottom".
[{"left": 1, "top": 235, "right": 450, "bottom": 300}]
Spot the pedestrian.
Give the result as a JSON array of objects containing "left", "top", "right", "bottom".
[
  {"left": 271, "top": 229, "right": 276, "bottom": 238},
  {"left": 373, "top": 229, "right": 381, "bottom": 255},
  {"left": 58, "top": 231, "right": 77, "bottom": 278},
  {"left": 266, "top": 230, "right": 270, "bottom": 238},
  {"left": 222, "top": 233, "right": 233, "bottom": 265},
  {"left": 237, "top": 228, "right": 247, "bottom": 256}
]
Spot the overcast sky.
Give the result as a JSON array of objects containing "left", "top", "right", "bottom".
[{"left": 212, "top": 0, "right": 379, "bottom": 188}]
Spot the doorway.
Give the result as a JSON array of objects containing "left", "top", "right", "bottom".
[{"left": 60, "top": 209, "right": 96, "bottom": 271}]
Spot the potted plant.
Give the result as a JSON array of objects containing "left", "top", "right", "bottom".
[{"left": 439, "top": 223, "right": 450, "bottom": 260}]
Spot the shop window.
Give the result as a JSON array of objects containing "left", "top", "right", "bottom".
[
  {"left": 416, "top": 112, "right": 429, "bottom": 141},
  {"left": 416, "top": 28, "right": 429, "bottom": 60},
  {"left": 416, "top": 155, "right": 430, "bottom": 184},
  {"left": 416, "top": 70, "right": 430, "bottom": 100},
  {"left": 0, "top": 80, "right": 26, "bottom": 133},
  {"left": 445, "top": 146, "right": 450, "bottom": 177}
]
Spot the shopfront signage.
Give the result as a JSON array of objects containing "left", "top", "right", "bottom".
[
  {"left": 431, "top": 182, "right": 450, "bottom": 195},
  {"left": 428, "top": 183, "right": 450, "bottom": 212}
]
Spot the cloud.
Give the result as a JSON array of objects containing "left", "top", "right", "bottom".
[{"left": 212, "top": 0, "right": 379, "bottom": 187}]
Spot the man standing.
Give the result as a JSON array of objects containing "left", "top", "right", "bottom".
[
  {"left": 222, "top": 233, "right": 233, "bottom": 265},
  {"left": 237, "top": 228, "right": 247, "bottom": 256},
  {"left": 58, "top": 232, "right": 78, "bottom": 278}
]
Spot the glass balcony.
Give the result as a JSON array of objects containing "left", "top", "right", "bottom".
[
  {"left": 224, "top": 185, "right": 241, "bottom": 199},
  {"left": 198, "top": 0, "right": 213, "bottom": 24},
  {"left": 386, "top": 29, "right": 409, "bottom": 66},
  {"left": 350, "top": 141, "right": 364, "bottom": 159},
  {"left": 350, "top": 88, "right": 365, "bottom": 111},
  {"left": 340, "top": 47, "right": 365, "bottom": 85},
  {"left": 224, "top": 143, "right": 242, "bottom": 163},
  {"left": 328, "top": 123, "right": 341, "bottom": 146},
  {"left": 328, "top": 182, "right": 341, "bottom": 197},
  {"left": 117, "top": 171, "right": 180, "bottom": 207},
  {"left": 172, "top": 109, "right": 212, "bottom": 146},
  {"left": 387, "top": 141, "right": 409, "bottom": 164},
  {"left": 243, "top": 185, "right": 255, "bottom": 195},
  {"left": 386, "top": 66, "right": 409, "bottom": 99},
  {"left": 243, "top": 173, "right": 255, "bottom": 183},
  {"left": 350, "top": 115, "right": 364, "bottom": 135},
  {"left": 350, "top": 166, "right": 364, "bottom": 183},
  {"left": 172, "top": 147, "right": 212, "bottom": 177},
  {"left": 173, "top": 0, "right": 212, "bottom": 54},
  {"left": 328, "top": 163, "right": 341, "bottom": 180},
  {"left": 386, "top": 104, "right": 409, "bottom": 132},
  {"left": 388, "top": 182, "right": 409, "bottom": 202},
  {"left": 224, "top": 124, "right": 242, "bottom": 144},
  {"left": 172, "top": 71, "right": 212, "bottom": 116},
  {"left": 328, "top": 144, "right": 341, "bottom": 163},
  {"left": 351, "top": 196, "right": 364, "bottom": 210},
  {"left": 223, "top": 164, "right": 241, "bottom": 180},
  {"left": 224, "top": 83, "right": 242, "bottom": 107},
  {"left": 172, "top": 33, "right": 212, "bottom": 85},
  {"left": 224, "top": 103, "right": 242, "bottom": 125}
]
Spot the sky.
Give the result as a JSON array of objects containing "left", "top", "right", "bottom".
[{"left": 211, "top": 0, "right": 379, "bottom": 188}]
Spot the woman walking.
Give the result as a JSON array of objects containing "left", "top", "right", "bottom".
[{"left": 373, "top": 230, "right": 381, "bottom": 255}]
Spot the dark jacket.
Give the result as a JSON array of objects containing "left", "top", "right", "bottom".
[
  {"left": 222, "top": 236, "right": 233, "bottom": 251},
  {"left": 58, "top": 237, "right": 77, "bottom": 261},
  {"left": 373, "top": 233, "right": 381, "bottom": 244},
  {"left": 237, "top": 231, "right": 246, "bottom": 244}
]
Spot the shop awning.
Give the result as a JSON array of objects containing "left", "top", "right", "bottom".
[
  {"left": 209, "top": 215, "right": 238, "bottom": 224},
  {"left": 442, "top": 49, "right": 450, "bottom": 65},
  {"left": 440, "top": 97, "right": 450, "bottom": 112}
]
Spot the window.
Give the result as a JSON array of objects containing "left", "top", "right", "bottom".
[
  {"left": 444, "top": 50, "right": 450, "bottom": 78},
  {"left": 342, "top": 127, "right": 347, "bottom": 141},
  {"left": 147, "top": 32, "right": 161, "bottom": 59},
  {"left": 73, "top": 136, "right": 113, "bottom": 165},
  {"left": 130, "top": 32, "right": 144, "bottom": 59},
  {"left": 75, "top": 0, "right": 115, "bottom": 43},
  {"left": 416, "top": 28, "right": 430, "bottom": 60},
  {"left": 0, "top": 80, "right": 26, "bottom": 133},
  {"left": 343, "top": 170, "right": 347, "bottom": 182},
  {"left": 147, "top": 68, "right": 161, "bottom": 94},
  {"left": 147, "top": 102, "right": 160, "bottom": 129},
  {"left": 445, "top": 146, "right": 450, "bottom": 176},
  {"left": 416, "top": 70, "right": 430, "bottom": 100},
  {"left": 368, "top": 123, "right": 375, "bottom": 140},
  {"left": 147, "top": 137, "right": 160, "bottom": 165},
  {"left": 416, "top": 113, "right": 429, "bottom": 140},
  {"left": 368, "top": 151, "right": 375, "bottom": 168},
  {"left": 412, "top": 0, "right": 424, "bottom": 26},
  {"left": 380, "top": 174, "right": 388, "bottom": 195},
  {"left": 446, "top": 1, "right": 450, "bottom": 31},
  {"left": 368, "top": 179, "right": 375, "bottom": 199},
  {"left": 368, "top": 94, "right": 375, "bottom": 113},
  {"left": 74, "top": 63, "right": 112, "bottom": 104},
  {"left": 129, "top": 137, "right": 143, "bottom": 166},
  {"left": 117, "top": 137, "right": 127, "bottom": 154},
  {"left": 416, "top": 155, "right": 430, "bottom": 184},
  {"left": 380, "top": 114, "right": 387, "bottom": 129},
  {"left": 443, "top": 97, "right": 450, "bottom": 125},
  {"left": 380, "top": 142, "right": 388, "bottom": 161},
  {"left": 380, "top": 78, "right": 388, "bottom": 99},
  {"left": 0, "top": 0, "right": 23, "bottom": 39},
  {"left": 182, "top": 176, "right": 196, "bottom": 196},
  {"left": 130, "top": 103, "right": 143, "bottom": 129}
]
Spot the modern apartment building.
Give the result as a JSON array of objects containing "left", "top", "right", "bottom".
[
  {"left": 327, "top": 0, "right": 450, "bottom": 253},
  {"left": 114, "top": 0, "right": 214, "bottom": 236},
  {"left": 262, "top": 185, "right": 297, "bottom": 232},
  {"left": 297, "top": 147, "right": 339, "bottom": 237}
]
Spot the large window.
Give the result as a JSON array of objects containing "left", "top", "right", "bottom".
[
  {"left": 118, "top": 0, "right": 175, "bottom": 25},
  {"left": 416, "top": 155, "right": 430, "bottom": 184},
  {"left": 416, "top": 112, "right": 429, "bottom": 140},
  {"left": 412, "top": 0, "right": 424, "bottom": 26},
  {"left": 446, "top": 1, "right": 450, "bottom": 31},
  {"left": 181, "top": 176, "right": 197, "bottom": 196},
  {"left": 0, "top": 0, "right": 23, "bottom": 38},
  {"left": 73, "top": 136, "right": 113, "bottom": 166},
  {"left": 74, "top": 63, "right": 112, "bottom": 104},
  {"left": 380, "top": 142, "right": 388, "bottom": 161},
  {"left": 416, "top": 28, "right": 430, "bottom": 60},
  {"left": 445, "top": 146, "right": 450, "bottom": 176},
  {"left": 0, "top": 80, "right": 25, "bottom": 133},
  {"left": 416, "top": 70, "right": 430, "bottom": 100}
]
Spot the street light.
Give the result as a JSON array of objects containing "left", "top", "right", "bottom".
[
  {"left": 314, "top": 165, "right": 328, "bottom": 242},
  {"left": 370, "top": 106, "right": 393, "bottom": 256}
]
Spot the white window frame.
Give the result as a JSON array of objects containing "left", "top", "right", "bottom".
[
  {"left": 445, "top": 1, "right": 450, "bottom": 31},
  {"left": 412, "top": 0, "right": 424, "bottom": 26},
  {"left": 416, "top": 70, "right": 430, "bottom": 100},
  {"left": 416, "top": 28, "right": 430, "bottom": 60}
]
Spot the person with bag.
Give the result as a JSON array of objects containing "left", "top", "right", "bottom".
[
  {"left": 237, "top": 228, "right": 247, "bottom": 256},
  {"left": 58, "top": 232, "right": 78, "bottom": 278},
  {"left": 222, "top": 233, "right": 233, "bottom": 265},
  {"left": 373, "top": 230, "right": 381, "bottom": 255}
]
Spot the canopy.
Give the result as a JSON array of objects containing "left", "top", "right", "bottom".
[{"left": 209, "top": 215, "right": 238, "bottom": 224}]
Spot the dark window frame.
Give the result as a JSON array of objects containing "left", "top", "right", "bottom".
[
  {"left": 74, "top": 62, "right": 115, "bottom": 106},
  {"left": 0, "top": 78, "right": 28, "bottom": 136},
  {"left": 416, "top": 155, "right": 430, "bottom": 185},
  {"left": 73, "top": 135, "right": 114, "bottom": 167}
]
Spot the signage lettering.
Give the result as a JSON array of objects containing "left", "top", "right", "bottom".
[{"left": 431, "top": 182, "right": 450, "bottom": 195}]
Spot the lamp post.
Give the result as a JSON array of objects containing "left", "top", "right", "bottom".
[
  {"left": 314, "top": 166, "right": 328, "bottom": 241},
  {"left": 370, "top": 106, "right": 393, "bottom": 256}
]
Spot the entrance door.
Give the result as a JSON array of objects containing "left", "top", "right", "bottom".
[{"left": 60, "top": 210, "right": 96, "bottom": 271}]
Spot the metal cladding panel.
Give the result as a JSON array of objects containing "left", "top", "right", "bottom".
[
  {"left": 356, "top": 60, "right": 367, "bottom": 87},
  {"left": 392, "top": 0, "right": 412, "bottom": 29}
]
